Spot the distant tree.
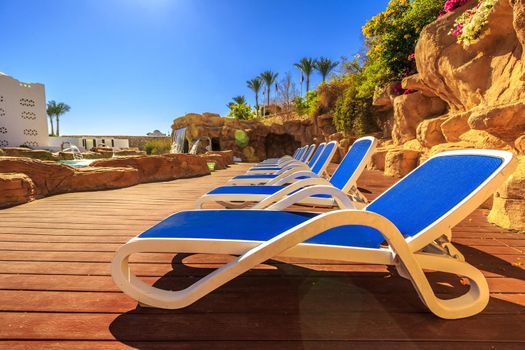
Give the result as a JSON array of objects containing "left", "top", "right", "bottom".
[
  {"left": 276, "top": 72, "right": 298, "bottom": 113},
  {"left": 46, "top": 102, "right": 56, "bottom": 136},
  {"left": 259, "top": 70, "right": 279, "bottom": 107},
  {"left": 246, "top": 78, "right": 262, "bottom": 112},
  {"left": 315, "top": 57, "right": 339, "bottom": 82},
  {"left": 46, "top": 100, "right": 70, "bottom": 136},
  {"left": 294, "top": 57, "right": 316, "bottom": 93}
]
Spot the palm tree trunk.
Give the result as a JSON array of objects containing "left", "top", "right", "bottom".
[
  {"left": 49, "top": 115, "right": 54, "bottom": 135},
  {"left": 255, "top": 93, "right": 259, "bottom": 111},
  {"left": 306, "top": 76, "right": 310, "bottom": 93},
  {"left": 56, "top": 115, "right": 60, "bottom": 136},
  {"left": 267, "top": 87, "right": 270, "bottom": 107}
]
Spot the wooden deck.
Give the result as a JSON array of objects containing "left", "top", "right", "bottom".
[{"left": 0, "top": 163, "right": 523, "bottom": 349}]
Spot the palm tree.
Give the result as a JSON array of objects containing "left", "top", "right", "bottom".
[
  {"left": 47, "top": 100, "right": 71, "bottom": 136},
  {"left": 246, "top": 78, "right": 262, "bottom": 111},
  {"left": 46, "top": 102, "right": 56, "bottom": 136},
  {"left": 227, "top": 95, "right": 247, "bottom": 109},
  {"left": 315, "top": 57, "right": 339, "bottom": 82},
  {"left": 259, "top": 70, "right": 279, "bottom": 107},
  {"left": 293, "top": 57, "right": 315, "bottom": 93}
]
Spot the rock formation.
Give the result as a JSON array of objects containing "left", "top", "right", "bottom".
[
  {"left": 0, "top": 153, "right": 212, "bottom": 208},
  {"left": 368, "top": 0, "right": 525, "bottom": 231},
  {"left": 172, "top": 113, "right": 315, "bottom": 162}
]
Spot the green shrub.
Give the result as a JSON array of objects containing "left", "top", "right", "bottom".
[
  {"left": 294, "top": 90, "right": 319, "bottom": 116},
  {"left": 332, "top": 77, "right": 374, "bottom": 136},
  {"left": 144, "top": 138, "right": 172, "bottom": 155},
  {"left": 360, "top": 0, "right": 446, "bottom": 98},
  {"left": 227, "top": 102, "right": 254, "bottom": 120}
]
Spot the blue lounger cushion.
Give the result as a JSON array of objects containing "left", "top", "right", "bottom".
[{"left": 139, "top": 210, "right": 385, "bottom": 249}]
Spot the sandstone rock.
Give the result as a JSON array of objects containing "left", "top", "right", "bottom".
[
  {"left": 467, "top": 102, "right": 525, "bottom": 141},
  {"left": 428, "top": 141, "right": 475, "bottom": 157},
  {"left": 0, "top": 157, "right": 75, "bottom": 197},
  {"left": 458, "top": 130, "right": 513, "bottom": 151},
  {"left": 416, "top": 116, "right": 447, "bottom": 148},
  {"left": 368, "top": 148, "right": 388, "bottom": 171},
  {"left": 392, "top": 92, "right": 448, "bottom": 145},
  {"left": 114, "top": 149, "right": 147, "bottom": 157},
  {"left": 0, "top": 173, "right": 35, "bottom": 208},
  {"left": 0, "top": 149, "right": 4, "bottom": 156},
  {"left": 70, "top": 167, "right": 140, "bottom": 192},
  {"left": 414, "top": 0, "right": 524, "bottom": 113},
  {"left": 207, "top": 150, "right": 234, "bottom": 165},
  {"left": 515, "top": 134, "right": 525, "bottom": 154},
  {"left": 1, "top": 147, "right": 56, "bottom": 160},
  {"left": 488, "top": 156, "right": 525, "bottom": 230},
  {"left": 91, "top": 154, "right": 209, "bottom": 183},
  {"left": 384, "top": 149, "right": 421, "bottom": 178},
  {"left": 403, "top": 139, "right": 427, "bottom": 152},
  {"left": 440, "top": 113, "right": 471, "bottom": 142}
]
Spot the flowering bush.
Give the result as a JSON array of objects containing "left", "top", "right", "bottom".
[
  {"left": 450, "top": 0, "right": 497, "bottom": 46},
  {"left": 444, "top": 0, "right": 471, "bottom": 13}
]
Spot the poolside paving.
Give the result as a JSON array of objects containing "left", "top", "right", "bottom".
[{"left": 0, "top": 163, "right": 523, "bottom": 349}]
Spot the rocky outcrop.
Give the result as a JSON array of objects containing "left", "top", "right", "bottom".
[
  {"left": 0, "top": 157, "right": 75, "bottom": 197},
  {"left": 91, "top": 154, "right": 210, "bottom": 183},
  {"left": 488, "top": 156, "right": 525, "bottom": 230},
  {"left": 384, "top": 149, "right": 421, "bottom": 178},
  {"left": 392, "top": 92, "right": 448, "bottom": 145},
  {"left": 1, "top": 147, "right": 55, "bottom": 160},
  {"left": 70, "top": 167, "right": 140, "bottom": 192},
  {"left": 207, "top": 150, "right": 234, "bottom": 165},
  {"left": 0, "top": 173, "right": 36, "bottom": 208},
  {"left": 172, "top": 113, "right": 314, "bottom": 162},
  {"left": 0, "top": 154, "right": 214, "bottom": 209}
]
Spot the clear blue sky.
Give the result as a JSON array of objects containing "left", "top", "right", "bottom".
[{"left": 0, "top": 0, "right": 389, "bottom": 136}]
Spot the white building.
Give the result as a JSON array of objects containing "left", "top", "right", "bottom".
[
  {"left": 0, "top": 72, "right": 129, "bottom": 151},
  {"left": 0, "top": 72, "right": 49, "bottom": 148}
]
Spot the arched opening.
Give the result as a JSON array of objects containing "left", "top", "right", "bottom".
[
  {"left": 265, "top": 133, "right": 300, "bottom": 159},
  {"left": 183, "top": 139, "right": 189, "bottom": 153},
  {"left": 211, "top": 137, "right": 221, "bottom": 151}
]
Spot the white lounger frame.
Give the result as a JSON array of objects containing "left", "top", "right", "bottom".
[{"left": 112, "top": 150, "right": 516, "bottom": 319}]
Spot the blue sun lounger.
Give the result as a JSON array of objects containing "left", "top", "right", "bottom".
[
  {"left": 229, "top": 137, "right": 374, "bottom": 186},
  {"left": 253, "top": 143, "right": 315, "bottom": 168},
  {"left": 246, "top": 142, "right": 326, "bottom": 174},
  {"left": 196, "top": 138, "right": 350, "bottom": 208},
  {"left": 112, "top": 149, "right": 516, "bottom": 319}
]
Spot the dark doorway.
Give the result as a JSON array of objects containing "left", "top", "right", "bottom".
[
  {"left": 211, "top": 138, "right": 221, "bottom": 151},
  {"left": 183, "top": 139, "right": 189, "bottom": 153}
]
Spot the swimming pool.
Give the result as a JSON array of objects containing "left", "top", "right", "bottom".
[{"left": 58, "top": 159, "right": 96, "bottom": 168}]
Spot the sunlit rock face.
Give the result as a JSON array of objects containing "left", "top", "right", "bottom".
[{"left": 372, "top": 0, "right": 525, "bottom": 229}]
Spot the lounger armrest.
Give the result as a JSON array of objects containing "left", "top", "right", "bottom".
[
  {"left": 267, "top": 185, "right": 355, "bottom": 210},
  {"left": 268, "top": 170, "right": 320, "bottom": 185}
]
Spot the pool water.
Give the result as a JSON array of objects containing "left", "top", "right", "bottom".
[{"left": 58, "top": 159, "right": 96, "bottom": 168}]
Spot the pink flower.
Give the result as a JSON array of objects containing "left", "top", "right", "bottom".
[
  {"left": 407, "top": 53, "right": 415, "bottom": 60},
  {"left": 443, "top": 0, "right": 471, "bottom": 13}
]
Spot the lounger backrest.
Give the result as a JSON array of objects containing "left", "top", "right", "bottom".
[
  {"left": 291, "top": 148, "right": 300, "bottom": 159},
  {"left": 310, "top": 141, "right": 337, "bottom": 174},
  {"left": 329, "top": 137, "right": 376, "bottom": 191},
  {"left": 365, "top": 150, "right": 515, "bottom": 249},
  {"left": 307, "top": 143, "right": 325, "bottom": 168},
  {"left": 295, "top": 147, "right": 306, "bottom": 161},
  {"left": 302, "top": 144, "right": 316, "bottom": 162}
]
